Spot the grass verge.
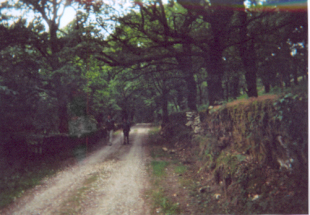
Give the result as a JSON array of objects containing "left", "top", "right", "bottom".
[
  {"left": 151, "top": 161, "right": 169, "bottom": 177},
  {"left": 147, "top": 160, "right": 181, "bottom": 215},
  {"left": 145, "top": 127, "right": 190, "bottom": 215},
  {"left": 0, "top": 169, "right": 56, "bottom": 208},
  {"left": 151, "top": 189, "right": 180, "bottom": 215},
  {"left": 0, "top": 157, "right": 60, "bottom": 209}
]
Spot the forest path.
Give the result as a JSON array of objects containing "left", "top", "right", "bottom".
[{"left": 2, "top": 124, "right": 151, "bottom": 215}]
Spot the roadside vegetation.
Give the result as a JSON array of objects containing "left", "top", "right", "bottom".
[
  {"left": 0, "top": 159, "right": 57, "bottom": 208},
  {"left": 145, "top": 82, "right": 308, "bottom": 215},
  {"left": 0, "top": 138, "right": 105, "bottom": 209},
  {"left": 145, "top": 127, "right": 182, "bottom": 215}
]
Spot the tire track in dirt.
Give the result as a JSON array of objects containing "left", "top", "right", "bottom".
[
  {"left": 81, "top": 125, "right": 150, "bottom": 215},
  {"left": 1, "top": 125, "right": 150, "bottom": 215}
]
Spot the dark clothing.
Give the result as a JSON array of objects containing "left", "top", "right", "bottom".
[
  {"left": 106, "top": 119, "right": 115, "bottom": 131},
  {"left": 122, "top": 121, "right": 130, "bottom": 145},
  {"left": 122, "top": 121, "right": 130, "bottom": 136}
]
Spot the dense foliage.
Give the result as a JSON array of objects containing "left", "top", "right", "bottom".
[{"left": 0, "top": 0, "right": 307, "bottom": 133}]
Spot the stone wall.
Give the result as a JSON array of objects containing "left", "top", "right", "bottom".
[{"left": 185, "top": 111, "right": 204, "bottom": 134}]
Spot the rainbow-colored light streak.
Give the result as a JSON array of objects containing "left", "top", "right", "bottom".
[
  {"left": 137, "top": 0, "right": 308, "bottom": 12},
  {"left": 257, "top": 0, "right": 307, "bottom": 12},
  {"left": 209, "top": 0, "right": 308, "bottom": 12}
]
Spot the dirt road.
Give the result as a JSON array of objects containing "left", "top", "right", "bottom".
[{"left": 1, "top": 124, "right": 151, "bottom": 215}]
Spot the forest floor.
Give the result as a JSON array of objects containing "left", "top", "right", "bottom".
[{"left": 0, "top": 124, "right": 151, "bottom": 215}]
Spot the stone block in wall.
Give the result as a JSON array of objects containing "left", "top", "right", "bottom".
[{"left": 186, "top": 111, "right": 204, "bottom": 134}]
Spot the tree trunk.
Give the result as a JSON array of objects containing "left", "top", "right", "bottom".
[
  {"left": 185, "top": 74, "right": 197, "bottom": 111},
  {"left": 161, "top": 83, "right": 169, "bottom": 126},
  {"left": 207, "top": 72, "right": 224, "bottom": 105},
  {"left": 121, "top": 109, "right": 128, "bottom": 120},
  {"left": 50, "top": 20, "right": 69, "bottom": 133},
  {"left": 231, "top": 75, "right": 240, "bottom": 99},
  {"left": 238, "top": 11, "right": 258, "bottom": 98},
  {"left": 206, "top": 48, "right": 224, "bottom": 105},
  {"left": 130, "top": 108, "right": 135, "bottom": 122},
  {"left": 202, "top": 3, "right": 235, "bottom": 105},
  {"left": 244, "top": 66, "right": 258, "bottom": 97},
  {"left": 176, "top": 44, "right": 197, "bottom": 111},
  {"left": 264, "top": 83, "right": 270, "bottom": 93},
  {"left": 225, "top": 80, "right": 229, "bottom": 101},
  {"left": 176, "top": 85, "right": 186, "bottom": 111},
  {"left": 242, "top": 44, "right": 258, "bottom": 97},
  {"left": 54, "top": 75, "right": 69, "bottom": 133},
  {"left": 243, "top": 41, "right": 258, "bottom": 97},
  {"left": 58, "top": 102, "right": 68, "bottom": 133}
]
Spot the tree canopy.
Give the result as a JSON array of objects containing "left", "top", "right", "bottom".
[{"left": 0, "top": 0, "right": 307, "bottom": 134}]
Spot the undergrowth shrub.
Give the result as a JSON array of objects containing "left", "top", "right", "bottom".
[
  {"left": 148, "top": 127, "right": 165, "bottom": 145},
  {"left": 161, "top": 112, "right": 192, "bottom": 144}
]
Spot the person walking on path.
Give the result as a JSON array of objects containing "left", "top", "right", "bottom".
[
  {"left": 106, "top": 115, "right": 115, "bottom": 146},
  {"left": 122, "top": 118, "right": 130, "bottom": 145}
]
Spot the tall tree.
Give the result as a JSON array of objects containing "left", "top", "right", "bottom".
[
  {"left": 95, "top": 1, "right": 202, "bottom": 110},
  {"left": 0, "top": 0, "right": 97, "bottom": 133}
]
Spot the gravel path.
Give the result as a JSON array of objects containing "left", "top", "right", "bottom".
[{"left": 1, "top": 124, "right": 150, "bottom": 215}]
